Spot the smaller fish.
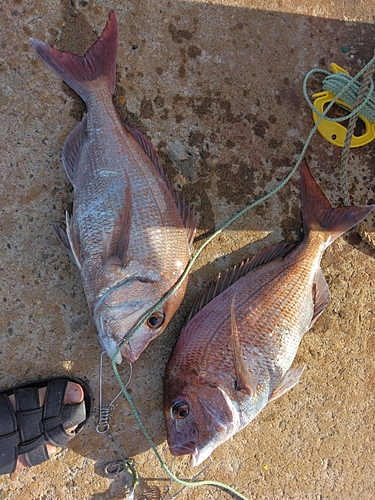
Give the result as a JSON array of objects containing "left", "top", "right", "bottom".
[{"left": 163, "top": 160, "right": 373, "bottom": 467}]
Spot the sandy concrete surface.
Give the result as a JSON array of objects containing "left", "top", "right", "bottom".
[{"left": 1, "top": 0, "right": 375, "bottom": 498}]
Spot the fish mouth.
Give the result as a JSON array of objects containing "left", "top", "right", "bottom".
[
  {"left": 100, "top": 336, "right": 139, "bottom": 364},
  {"left": 121, "top": 342, "right": 141, "bottom": 364},
  {"left": 99, "top": 337, "right": 123, "bottom": 364},
  {"left": 189, "top": 446, "right": 213, "bottom": 468},
  {"left": 169, "top": 443, "right": 198, "bottom": 457},
  {"left": 170, "top": 445, "right": 211, "bottom": 467},
  {"left": 97, "top": 340, "right": 140, "bottom": 364},
  {"left": 121, "top": 335, "right": 157, "bottom": 363}
]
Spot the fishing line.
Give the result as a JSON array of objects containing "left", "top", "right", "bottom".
[
  {"left": 96, "top": 351, "right": 132, "bottom": 434},
  {"left": 109, "top": 52, "right": 375, "bottom": 499},
  {"left": 165, "top": 456, "right": 213, "bottom": 499}
]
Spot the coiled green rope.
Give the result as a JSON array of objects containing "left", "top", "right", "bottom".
[
  {"left": 323, "top": 72, "right": 375, "bottom": 121},
  {"left": 111, "top": 52, "right": 375, "bottom": 499},
  {"left": 303, "top": 67, "right": 375, "bottom": 122}
]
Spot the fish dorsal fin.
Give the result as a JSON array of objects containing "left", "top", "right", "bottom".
[
  {"left": 123, "top": 121, "right": 197, "bottom": 250},
  {"left": 102, "top": 181, "right": 132, "bottom": 267},
  {"left": 187, "top": 242, "right": 294, "bottom": 322},
  {"left": 310, "top": 268, "right": 331, "bottom": 327},
  {"left": 269, "top": 365, "right": 305, "bottom": 402},
  {"left": 231, "top": 295, "right": 258, "bottom": 397},
  {"left": 62, "top": 114, "right": 87, "bottom": 185},
  {"left": 246, "top": 242, "right": 295, "bottom": 269}
]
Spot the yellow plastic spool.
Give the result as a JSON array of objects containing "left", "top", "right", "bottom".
[{"left": 312, "top": 63, "right": 375, "bottom": 148}]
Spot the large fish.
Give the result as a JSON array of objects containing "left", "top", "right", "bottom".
[
  {"left": 30, "top": 12, "right": 196, "bottom": 363},
  {"left": 163, "top": 160, "right": 373, "bottom": 467}
]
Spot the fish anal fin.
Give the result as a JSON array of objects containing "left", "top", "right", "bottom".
[
  {"left": 65, "top": 213, "right": 82, "bottom": 269},
  {"left": 231, "top": 295, "right": 258, "bottom": 397},
  {"left": 269, "top": 366, "right": 305, "bottom": 403},
  {"left": 102, "top": 182, "right": 131, "bottom": 268},
  {"left": 123, "top": 121, "right": 197, "bottom": 250},
  {"left": 311, "top": 268, "right": 331, "bottom": 326},
  {"left": 186, "top": 242, "right": 294, "bottom": 322},
  {"left": 62, "top": 114, "right": 87, "bottom": 185}
]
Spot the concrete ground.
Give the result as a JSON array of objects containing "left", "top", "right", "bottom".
[{"left": 1, "top": 0, "right": 375, "bottom": 498}]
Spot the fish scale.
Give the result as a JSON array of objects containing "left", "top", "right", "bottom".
[{"left": 164, "top": 160, "right": 373, "bottom": 467}]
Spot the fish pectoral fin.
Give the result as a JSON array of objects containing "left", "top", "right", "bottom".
[
  {"left": 231, "top": 295, "right": 258, "bottom": 397},
  {"left": 51, "top": 221, "right": 76, "bottom": 264},
  {"left": 65, "top": 212, "right": 82, "bottom": 269},
  {"left": 310, "top": 268, "right": 331, "bottom": 327},
  {"left": 52, "top": 214, "right": 81, "bottom": 268},
  {"left": 102, "top": 181, "right": 132, "bottom": 268},
  {"left": 62, "top": 114, "right": 88, "bottom": 185},
  {"left": 269, "top": 365, "right": 305, "bottom": 402}
]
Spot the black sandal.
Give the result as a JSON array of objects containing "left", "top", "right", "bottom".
[{"left": 0, "top": 376, "right": 92, "bottom": 474}]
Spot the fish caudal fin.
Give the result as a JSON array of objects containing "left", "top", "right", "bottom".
[
  {"left": 300, "top": 160, "right": 373, "bottom": 245},
  {"left": 30, "top": 11, "right": 118, "bottom": 101}
]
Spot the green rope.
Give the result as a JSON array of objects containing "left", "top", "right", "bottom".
[
  {"left": 323, "top": 72, "right": 375, "bottom": 122},
  {"left": 109, "top": 52, "right": 375, "bottom": 499},
  {"left": 339, "top": 51, "right": 375, "bottom": 250},
  {"left": 123, "top": 457, "right": 139, "bottom": 491},
  {"left": 341, "top": 59, "right": 375, "bottom": 205},
  {"left": 303, "top": 67, "right": 375, "bottom": 122}
]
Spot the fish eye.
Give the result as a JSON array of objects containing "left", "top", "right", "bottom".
[
  {"left": 147, "top": 311, "right": 165, "bottom": 329},
  {"left": 172, "top": 401, "right": 189, "bottom": 419}
]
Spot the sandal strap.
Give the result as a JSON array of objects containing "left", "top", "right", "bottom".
[
  {"left": 0, "top": 394, "right": 18, "bottom": 474},
  {"left": 15, "top": 387, "right": 43, "bottom": 441},
  {"left": 0, "top": 389, "right": 49, "bottom": 474},
  {"left": 14, "top": 386, "right": 49, "bottom": 469},
  {"left": 0, "top": 377, "right": 89, "bottom": 474},
  {"left": 42, "top": 379, "right": 87, "bottom": 447},
  {"left": 21, "top": 435, "right": 49, "bottom": 468}
]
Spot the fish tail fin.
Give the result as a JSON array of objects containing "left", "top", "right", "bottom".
[
  {"left": 30, "top": 11, "right": 117, "bottom": 101},
  {"left": 300, "top": 159, "right": 373, "bottom": 244}
]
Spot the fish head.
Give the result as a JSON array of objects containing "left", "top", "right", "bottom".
[
  {"left": 164, "top": 373, "right": 239, "bottom": 467},
  {"left": 95, "top": 278, "right": 188, "bottom": 364}
]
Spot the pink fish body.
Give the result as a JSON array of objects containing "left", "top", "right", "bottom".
[
  {"left": 30, "top": 12, "right": 195, "bottom": 363},
  {"left": 163, "top": 160, "right": 373, "bottom": 466}
]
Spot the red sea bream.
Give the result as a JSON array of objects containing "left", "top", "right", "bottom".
[
  {"left": 30, "top": 11, "right": 195, "bottom": 363},
  {"left": 163, "top": 160, "right": 373, "bottom": 467}
]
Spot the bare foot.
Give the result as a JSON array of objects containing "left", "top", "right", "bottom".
[{"left": 8, "top": 381, "right": 84, "bottom": 471}]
